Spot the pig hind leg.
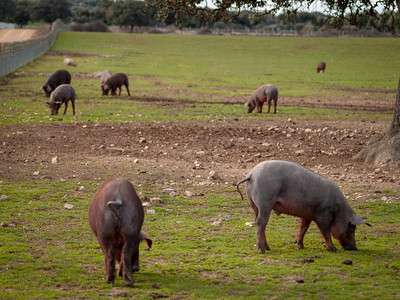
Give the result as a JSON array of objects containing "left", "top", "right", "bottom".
[
  {"left": 250, "top": 196, "right": 271, "bottom": 254},
  {"left": 121, "top": 238, "right": 139, "bottom": 286},
  {"left": 101, "top": 241, "right": 116, "bottom": 284},
  {"left": 295, "top": 218, "right": 311, "bottom": 249}
]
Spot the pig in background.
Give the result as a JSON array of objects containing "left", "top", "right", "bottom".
[
  {"left": 45, "top": 84, "right": 77, "bottom": 115},
  {"left": 100, "top": 70, "right": 112, "bottom": 84},
  {"left": 101, "top": 72, "right": 130, "bottom": 96},
  {"left": 42, "top": 69, "right": 71, "bottom": 97},
  {"left": 88, "top": 178, "right": 152, "bottom": 287},
  {"left": 237, "top": 160, "right": 370, "bottom": 254},
  {"left": 245, "top": 84, "right": 278, "bottom": 114},
  {"left": 317, "top": 61, "right": 326, "bottom": 73}
]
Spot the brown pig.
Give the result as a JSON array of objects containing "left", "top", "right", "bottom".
[
  {"left": 317, "top": 61, "right": 326, "bottom": 73},
  {"left": 237, "top": 160, "right": 370, "bottom": 254},
  {"left": 42, "top": 69, "right": 71, "bottom": 97},
  {"left": 246, "top": 84, "right": 278, "bottom": 114},
  {"left": 88, "top": 179, "right": 152, "bottom": 286},
  {"left": 101, "top": 72, "right": 130, "bottom": 96}
]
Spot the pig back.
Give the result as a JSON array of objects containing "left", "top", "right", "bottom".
[
  {"left": 89, "top": 179, "right": 144, "bottom": 237},
  {"left": 247, "top": 160, "right": 345, "bottom": 210},
  {"left": 106, "top": 73, "right": 128, "bottom": 87}
]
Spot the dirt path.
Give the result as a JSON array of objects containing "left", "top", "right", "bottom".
[{"left": 0, "top": 29, "right": 37, "bottom": 42}]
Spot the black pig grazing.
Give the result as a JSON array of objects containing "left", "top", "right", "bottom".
[
  {"left": 42, "top": 69, "right": 71, "bottom": 97},
  {"left": 237, "top": 160, "right": 371, "bottom": 254},
  {"left": 88, "top": 179, "right": 152, "bottom": 286},
  {"left": 45, "top": 84, "right": 76, "bottom": 115},
  {"left": 101, "top": 72, "right": 130, "bottom": 96},
  {"left": 317, "top": 61, "right": 326, "bottom": 73}
]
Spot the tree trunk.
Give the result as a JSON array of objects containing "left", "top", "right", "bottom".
[{"left": 353, "top": 75, "right": 400, "bottom": 167}]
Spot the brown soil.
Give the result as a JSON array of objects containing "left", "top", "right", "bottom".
[
  {"left": 0, "top": 29, "right": 38, "bottom": 42},
  {"left": 1, "top": 112, "right": 399, "bottom": 203}
]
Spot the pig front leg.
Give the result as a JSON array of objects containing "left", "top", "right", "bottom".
[
  {"left": 295, "top": 218, "right": 311, "bottom": 249},
  {"left": 63, "top": 102, "right": 68, "bottom": 115},
  {"left": 315, "top": 217, "right": 337, "bottom": 252},
  {"left": 125, "top": 84, "right": 131, "bottom": 96},
  {"left": 257, "top": 102, "right": 263, "bottom": 113}
]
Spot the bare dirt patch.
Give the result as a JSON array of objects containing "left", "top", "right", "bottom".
[
  {"left": 0, "top": 29, "right": 37, "bottom": 42},
  {"left": 1, "top": 116, "right": 399, "bottom": 202}
]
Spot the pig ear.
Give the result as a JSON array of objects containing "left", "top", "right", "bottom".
[
  {"left": 349, "top": 214, "right": 371, "bottom": 226},
  {"left": 244, "top": 101, "right": 249, "bottom": 106},
  {"left": 139, "top": 232, "right": 153, "bottom": 249}
]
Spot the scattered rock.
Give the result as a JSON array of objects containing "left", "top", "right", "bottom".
[
  {"left": 163, "top": 188, "right": 176, "bottom": 195},
  {"left": 134, "top": 159, "right": 139, "bottom": 163},
  {"left": 23, "top": 226, "right": 30, "bottom": 231},
  {"left": 220, "top": 215, "right": 232, "bottom": 221},
  {"left": 63, "top": 58, "right": 77, "bottom": 66},
  {"left": 33, "top": 171, "right": 40, "bottom": 176},
  {"left": 150, "top": 197, "right": 164, "bottom": 204},
  {"left": 1, "top": 221, "right": 8, "bottom": 227},
  {"left": 147, "top": 209, "right": 156, "bottom": 214},
  {"left": 64, "top": 204, "right": 75, "bottom": 210},
  {"left": 208, "top": 170, "right": 222, "bottom": 181},
  {"left": 79, "top": 186, "right": 85, "bottom": 191},
  {"left": 196, "top": 150, "right": 206, "bottom": 157},
  {"left": 51, "top": 156, "right": 59, "bottom": 164},
  {"left": 142, "top": 202, "right": 151, "bottom": 207},
  {"left": 0, "top": 195, "right": 9, "bottom": 201},
  {"left": 139, "top": 137, "right": 146, "bottom": 144},
  {"left": 245, "top": 222, "right": 255, "bottom": 227},
  {"left": 212, "top": 220, "right": 222, "bottom": 226}
]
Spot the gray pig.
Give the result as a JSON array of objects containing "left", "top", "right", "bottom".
[
  {"left": 237, "top": 160, "right": 370, "bottom": 254},
  {"left": 317, "top": 61, "right": 326, "bottom": 73},
  {"left": 101, "top": 72, "right": 130, "bottom": 96},
  {"left": 88, "top": 178, "right": 152, "bottom": 287},
  {"left": 100, "top": 70, "right": 112, "bottom": 84},
  {"left": 42, "top": 69, "right": 71, "bottom": 97},
  {"left": 45, "top": 84, "right": 76, "bottom": 115},
  {"left": 246, "top": 84, "right": 278, "bottom": 114}
]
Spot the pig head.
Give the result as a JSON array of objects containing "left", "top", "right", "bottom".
[
  {"left": 237, "top": 160, "right": 370, "bottom": 254},
  {"left": 88, "top": 178, "right": 152, "bottom": 286}
]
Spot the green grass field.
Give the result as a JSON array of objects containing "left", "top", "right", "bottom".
[{"left": 0, "top": 32, "right": 400, "bottom": 299}]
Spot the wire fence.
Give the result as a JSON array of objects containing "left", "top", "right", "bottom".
[{"left": 0, "top": 20, "right": 69, "bottom": 77}]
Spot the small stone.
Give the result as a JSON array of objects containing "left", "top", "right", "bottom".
[
  {"left": 196, "top": 151, "right": 206, "bottom": 157},
  {"left": 212, "top": 220, "right": 222, "bottom": 226},
  {"left": 262, "top": 142, "right": 271, "bottom": 147},
  {"left": 150, "top": 197, "right": 164, "bottom": 204},
  {"left": 163, "top": 188, "right": 176, "bottom": 195},
  {"left": 0, "top": 195, "right": 9, "bottom": 201},
  {"left": 63, "top": 58, "right": 77, "bottom": 66},
  {"left": 220, "top": 215, "right": 232, "bottom": 221},
  {"left": 245, "top": 222, "right": 254, "bottom": 227},
  {"left": 23, "top": 226, "right": 30, "bottom": 231},
  {"left": 51, "top": 156, "right": 59, "bottom": 164},
  {"left": 134, "top": 159, "right": 139, "bottom": 163},
  {"left": 64, "top": 204, "right": 75, "bottom": 210},
  {"left": 139, "top": 137, "right": 146, "bottom": 144},
  {"left": 33, "top": 171, "right": 40, "bottom": 176},
  {"left": 142, "top": 202, "right": 151, "bottom": 207},
  {"left": 79, "top": 186, "right": 85, "bottom": 191},
  {"left": 185, "top": 191, "right": 194, "bottom": 197},
  {"left": 8, "top": 223, "right": 16, "bottom": 228},
  {"left": 1, "top": 221, "right": 8, "bottom": 227},
  {"left": 295, "top": 150, "right": 305, "bottom": 155},
  {"left": 208, "top": 170, "right": 222, "bottom": 181},
  {"left": 147, "top": 209, "right": 156, "bottom": 214}
]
